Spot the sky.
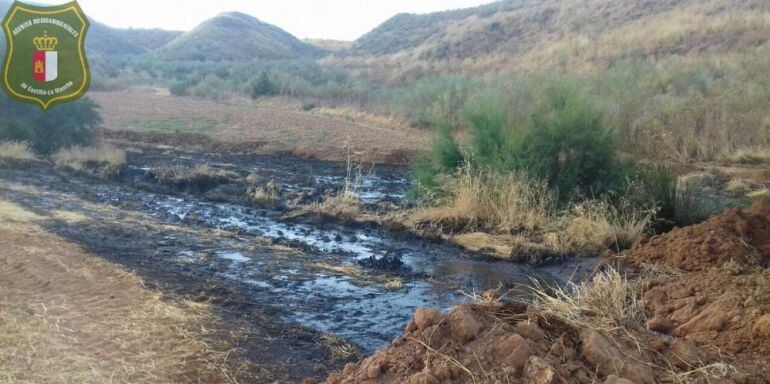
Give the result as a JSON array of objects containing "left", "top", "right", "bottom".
[{"left": 31, "top": 0, "right": 495, "bottom": 40}]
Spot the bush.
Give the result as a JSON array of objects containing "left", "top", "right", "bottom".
[
  {"left": 638, "top": 164, "right": 710, "bottom": 228},
  {"left": 420, "top": 84, "right": 627, "bottom": 199},
  {"left": 169, "top": 80, "right": 189, "bottom": 96},
  {"left": 412, "top": 121, "right": 464, "bottom": 197},
  {"left": 249, "top": 71, "right": 278, "bottom": 99},
  {"left": 0, "top": 93, "right": 101, "bottom": 154},
  {"left": 508, "top": 85, "right": 626, "bottom": 197}
]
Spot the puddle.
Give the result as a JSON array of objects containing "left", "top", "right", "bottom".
[
  {"left": 131, "top": 193, "right": 566, "bottom": 351},
  {"left": 216, "top": 250, "right": 250, "bottom": 263}
]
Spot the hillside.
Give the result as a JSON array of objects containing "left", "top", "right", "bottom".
[
  {"left": 118, "top": 28, "right": 183, "bottom": 51},
  {"left": 345, "top": 0, "right": 770, "bottom": 68},
  {"left": 157, "top": 12, "right": 324, "bottom": 61}
]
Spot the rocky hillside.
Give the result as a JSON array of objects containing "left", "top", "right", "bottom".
[{"left": 156, "top": 12, "right": 324, "bottom": 61}]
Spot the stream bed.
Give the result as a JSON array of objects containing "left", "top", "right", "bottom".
[{"left": 0, "top": 145, "right": 597, "bottom": 354}]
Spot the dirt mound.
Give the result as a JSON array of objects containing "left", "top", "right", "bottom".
[
  {"left": 324, "top": 301, "right": 674, "bottom": 384},
  {"left": 643, "top": 266, "right": 770, "bottom": 372},
  {"left": 324, "top": 200, "right": 770, "bottom": 383},
  {"left": 619, "top": 199, "right": 770, "bottom": 272},
  {"left": 629, "top": 198, "right": 770, "bottom": 379}
]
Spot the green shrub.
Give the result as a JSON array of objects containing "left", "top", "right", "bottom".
[
  {"left": 169, "top": 80, "right": 189, "bottom": 96},
  {"left": 249, "top": 70, "right": 278, "bottom": 99},
  {"left": 0, "top": 93, "right": 101, "bottom": 154},
  {"left": 638, "top": 164, "right": 710, "bottom": 227},
  {"left": 510, "top": 85, "right": 626, "bottom": 197},
  {"left": 412, "top": 121, "right": 464, "bottom": 197}
]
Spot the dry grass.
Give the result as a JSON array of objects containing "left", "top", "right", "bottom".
[
  {"left": 724, "top": 178, "right": 760, "bottom": 196},
  {"left": 546, "top": 199, "right": 653, "bottom": 254},
  {"left": 414, "top": 166, "right": 555, "bottom": 233},
  {"left": 150, "top": 164, "right": 239, "bottom": 191},
  {"left": 53, "top": 145, "right": 127, "bottom": 177},
  {"left": 247, "top": 178, "right": 280, "bottom": 208},
  {"left": 410, "top": 167, "right": 651, "bottom": 256},
  {"left": 384, "top": 277, "right": 404, "bottom": 290},
  {"left": 307, "top": 157, "right": 366, "bottom": 223},
  {"left": 314, "top": 262, "right": 364, "bottom": 277},
  {"left": 0, "top": 141, "right": 37, "bottom": 162},
  {"left": 0, "top": 198, "right": 241, "bottom": 383},
  {"left": 529, "top": 268, "right": 645, "bottom": 335},
  {"left": 724, "top": 148, "right": 770, "bottom": 165},
  {"left": 310, "top": 193, "right": 364, "bottom": 223}
]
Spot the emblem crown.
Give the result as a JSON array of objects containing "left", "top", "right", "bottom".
[{"left": 33, "top": 32, "right": 58, "bottom": 51}]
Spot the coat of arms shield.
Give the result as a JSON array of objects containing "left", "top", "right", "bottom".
[{"left": 2, "top": 1, "right": 90, "bottom": 110}]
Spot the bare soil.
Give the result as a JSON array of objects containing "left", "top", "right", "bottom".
[{"left": 90, "top": 90, "right": 429, "bottom": 164}]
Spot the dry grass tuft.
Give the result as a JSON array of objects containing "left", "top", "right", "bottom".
[
  {"left": 314, "top": 262, "right": 364, "bottom": 276},
  {"left": 724, "top": 148, "right": 770, "bottom": 165},
  {"left": 150, "top": 164, "right": 238, "bottom": 191},
  {"left": 318, "top": 334, "right": 360, "bottom": 363},
  {"left": 0, "top": 141, "right": 37, "bottom": 162},
  {"left": 547, "top": 199, "right": 652, "bottom": 253},
  {"left": 384, "top": 277, "right": 404, "bottom": 290},
  {"left": 307, "top": 156, "right": 366, "bottom": 223},
  {"left": 529, "top": 268, "right": 645, "bottom": 335},
  {"left": 724, "top": 178, "right": 760, "bottom": 196},
  {"left": 311, "top": 193, "right": 364, "bottom": 223},
  {"left": 53, "top": 145, "right": 127, "bottom": 177},
  {"left": 411, "top": 166, "right": 651, "bottom": 257},
  {"left": 247, "top": 178, "right": 280, "bottom": 208},
  {"left": 414, "top": 166, "right": 555, "bottom": 233}
]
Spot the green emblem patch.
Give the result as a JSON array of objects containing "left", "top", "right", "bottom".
[{"left": 2, "top": 1, "right": 90, "bottom": 110}]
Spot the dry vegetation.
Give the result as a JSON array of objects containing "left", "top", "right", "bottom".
[
  {"left": 0, "top": 199, "right": 241, "bottom": 383},
  {"left": 724, "top": 148, "right": 770, "bottom": 165},
  {"left": 410, "top": 167, "right": 652, "bottom": 259},
  {"left": 246, "top": 176, "right": 280, "bottom": 208},
  {"left": 0, "top": 141, "right": 37, "bottom": 162},
  {"left": 53, "top": 145, "right": 127, "bottom": 177},
  {"left": 150, "top": 164, "right": 239, "bottom": 191},
  {"left": 328, "top": 196, "right": 770, "bottom": 382}
]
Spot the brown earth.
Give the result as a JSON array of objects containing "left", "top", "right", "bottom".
[
  {"left": 627, "top": 199, "right": 770, "bottom": 379},
  {"left": 324, "top": 200, "right": 770, "bottom": 383},
  {"left": 620, "top": 198, "right": 770, "bottom": 272},
  {"left": 90, "top": 90, "right": 428, "bottom": 164}
]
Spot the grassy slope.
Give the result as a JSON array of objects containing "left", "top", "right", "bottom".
[
  {"left": 157, "top": 12, "right": 325, "bottom": 61},
  {"left": 343, "top": 0, "right": 770, "bottom": 70}
]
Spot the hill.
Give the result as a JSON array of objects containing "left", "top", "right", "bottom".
[
  {"left": 157, "top": 12, "right": 324, "bottom": 61},
  {"left": 345, "top": 0, "right": 770, "bottom": 68},
  {"left": 117, "top": 28, "right": 183, "bottom": 52},
  {"left": 304, "top": 39, "right": 352, "bottom": 53}
]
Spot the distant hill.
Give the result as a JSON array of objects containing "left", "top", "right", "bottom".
[
  {"left": 157, "top": 12, "right": 324, "bottom": 61},
  {"left": 345, "top": 0, "right": 770, "bottom": 67},
  {"left": 87, "top": 22, "right": 147, "bottom": 56},
  {"left": 304, "top": 39, "right": 352, "bottom": 53},
  {"left": 117, "top": 28, "right": 183, "bottom": 52}
]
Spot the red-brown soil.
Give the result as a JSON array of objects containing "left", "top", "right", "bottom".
[
  {"left": 324, "top": 200, "right": 770, "bottom": 383},
  {"left": 621, "top": 198, "right": 770, "bottom": 272},
  {"left": 90, "top": 91, "right": 428, "bottom": 164}
]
